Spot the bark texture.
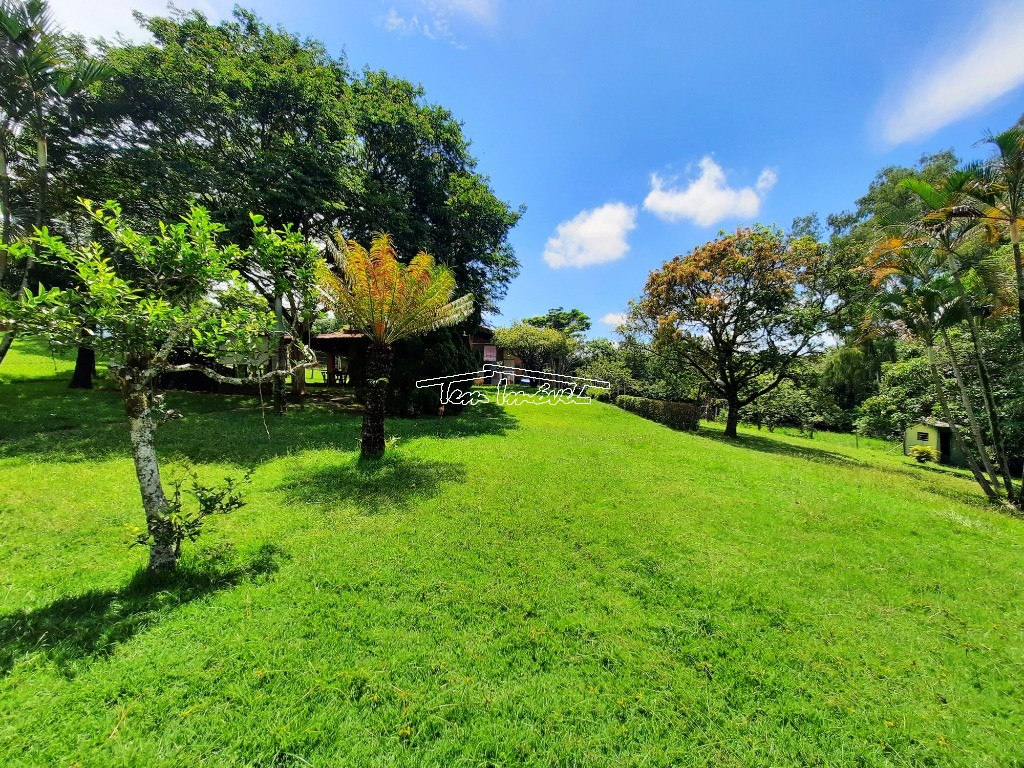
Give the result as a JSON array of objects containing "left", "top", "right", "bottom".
[
  {"left": 724, "top": 400, "right": 740, "bottom": 438},
  {"left": 360, "top": 344, "right": 393, "bottom": 458},
  {"left": 125, "top": 386, "right": 178, "bottom": 572}
]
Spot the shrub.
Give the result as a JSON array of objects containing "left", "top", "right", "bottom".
[
  {"left": 586, "top": 387, "right": 613, "bottom": 403},
  {"left": 909, "top": 445, "right": 941, "bottom": 464},
  {"left": 616, "top": 395, "right": 699, "bottom": 431}
]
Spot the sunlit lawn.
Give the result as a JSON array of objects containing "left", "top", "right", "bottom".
[{"left": 1, "top": 340, "right": 1022, "bottom": 767}]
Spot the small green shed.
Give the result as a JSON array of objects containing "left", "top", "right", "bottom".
[{"left": 903, "top": 420, "right": 967, "bottom": 467}]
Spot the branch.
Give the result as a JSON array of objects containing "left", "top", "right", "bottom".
[{"left": 161, "top": 344, "right": 318, "bottom": 386}]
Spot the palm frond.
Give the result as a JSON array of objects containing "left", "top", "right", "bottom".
[{"left": 325, "top": 231, "right": 474, "bottom": 346}]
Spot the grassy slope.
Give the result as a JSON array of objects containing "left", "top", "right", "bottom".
[{"left": 0, "top": 341, "right": 1022, "bottom": 767}]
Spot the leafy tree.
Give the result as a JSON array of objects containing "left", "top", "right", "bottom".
[
  {"left": 523, "top": 306, "right": 591, "bottom": 338},
  {"left": 740, "top": 378, "right": 814, "bottom": 432},
  {"left": 345, "top": 70, "right": 521, "bottom": 315},
  {"left": 492, "top": 322, "right": 577, "bottom": 375},
  {"left": 244, "top": 218, "right": 325, "bottom": 413},
  {"left": 634, "top": 226, "right": 838, "bottom": 437},
  {"left": 80, "top": 11, "right": 520, "bottom": 402},
  {"left": 824, "top": 151, "right": 959, "bottom": 339},
  {"left": 323, "top": 233, "right": 473, "bottom": 458},
  {"left": 816, "top": 344, "right": 887, "bottom": 412},
  {"left": 81, "top": 7, "right": 355, "bottom": 242},
  {"left": 855, "top": 354, "right": 934, "bottom": 440},
  {"left": 1, "top": 201, "right": 316, "bottom": 572}
]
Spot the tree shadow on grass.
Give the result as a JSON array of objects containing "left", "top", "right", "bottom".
[
  {"left": 696, "top": 429, "right": 863, "bottom": 468},
  {"left": 1, "top": 382, "right": 517, "bottom": 468},
  {"left": 0, "top": 543, "right": 286, "bottom": 678},
  {"left": 277, "top": 454, "right": 468, "bottom": 515}
]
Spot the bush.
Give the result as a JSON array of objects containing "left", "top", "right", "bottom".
[
  {"left": 616, "top": 395, "right": 699, "bottom": 431},
  {"left": 380, "top": 328, "right": 479, "bottom": 417},
  {"left": 909, "top": 445, "right": 941, "bottom": 464},
  {"left": 586, "top": 387, "right": 613, "bottom": 403}
]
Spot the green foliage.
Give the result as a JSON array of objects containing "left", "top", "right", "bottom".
[
  {"left": 385, "top": 327, "right": 479, "bottom": 416},
  {"left": 908, "top": 445, "right": 940, "bottom": 464},
  {"left": 855, "top": 354, "right": 934, "bottom": 440},
  {"left": 83, "top": 7, "right": 355, "bottom": 242},
  {"left": 131, "top": 468, "right": 253, "bottom": 553},
  {"left": 492, "top": 321, "right": 577, "bottom": 374},
  {"left": 740, "top": 379, "right": 815, "bottom": 433},
  {"left": 3, "top": 200, "right": 281, "bottom": 367},
  {"left": 615, "top": 394, "right": 700, "bottom": 432},
  {"left": 635, "top": 225, "right": 839, "bottom": 435},
  {"left": 522, "top": 306, "right": 591, "bottom": 338},
  {"left": 345, "top": 69, "right": 521, "bottom": 313}
]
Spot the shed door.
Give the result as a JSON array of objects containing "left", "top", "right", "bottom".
[{"left": 939, "top": 430, "right": 951, "bottom": 464}]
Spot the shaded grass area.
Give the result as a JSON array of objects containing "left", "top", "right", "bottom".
[{"left": 0, "top": 340, "right": 1022, "bottom": 767}]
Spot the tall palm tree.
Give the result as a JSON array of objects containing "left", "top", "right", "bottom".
[
  {"left": 0, "top": 0, "right": 110, "bottom": 363},
  {"left": 324, "top": 232, "right": 473, "bottom": 458},
  {"left": 951, "top": 128, "right": 1024, "bottom": 343},
  {"left": 864, "top": 266, "right": 1000, "bottom": 502},
  {"left": 901, "top": 173, "right": 1018, "bottom": 503}
]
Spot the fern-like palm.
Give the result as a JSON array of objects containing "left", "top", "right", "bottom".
[
  {"left": 325, "top": 232, "right": 473, "bottom": 457},
  {"left": 329, "top": 232, "right": 474, "bottom": 346}
]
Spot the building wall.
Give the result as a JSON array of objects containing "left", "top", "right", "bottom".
[
  {"left": 904, "top": 423, "right": 940, "bottom": 455},
  {"left": 903, "top": 423, "right": 968, "bottom": 467}
]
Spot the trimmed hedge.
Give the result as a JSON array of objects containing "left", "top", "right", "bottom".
[{"left": 615, "top": 395, "right": 700, "bottom": 432}]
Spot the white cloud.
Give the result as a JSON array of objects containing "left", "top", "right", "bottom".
[
  {"left": 601, "top": 312, "right": 627, "bottom": 326},
  {"left": 880, "top": 2, "right": 1024, "bottom": 145},
  {"left": 48, "top": 0, "right": 223, "bottom": 43},
  {"left": 643, "top": 157, "right": 777, "bottom": 227},
  {"left": 543, "top": 202, "right": 637, "bottom": 269},
  {"left": 382, "top": 0, "right": 498, "bottom": 47}
]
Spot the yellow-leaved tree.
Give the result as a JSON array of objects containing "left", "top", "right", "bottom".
[{"left": 324, "top": 232, "right": 473, "bottom": 458}]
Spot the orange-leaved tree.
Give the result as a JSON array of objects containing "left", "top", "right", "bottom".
[{"left": 324, "top": 232, "right": 473, "bottom": 458}]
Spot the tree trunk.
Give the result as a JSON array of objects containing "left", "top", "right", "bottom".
[
  {"left": 124, "top": 385, "right": 178, "bottom": 573},
  {"left": 964, "top": 317, "right": 1016, "bottom": 503},
  {"left": 939, "top": 327, "right": 1001, "bottom": 494},
  {"left": 925, "top": 345, "right": 998, "bottom": 502},
  {"left": 724, "top": 399, "right": 740, "bottom": 438},
  {"left": 0, "top": 141, "right": 13, "bottom": 363},
  {"left": 20, "top": 132, "right": 46, "bottom": 295},
  {"left": 1010, "top": 222, "right": 1024, "bottom": 344},
  {"left": 0, "top": 137, "right": 11, "bottom": 281},
  {"left": 69, "top": 346, "right": 96, "bottom": 389},
  {"left": 290, "top": 320, "right": 309, "bottom": 397},
  {"left": 0, "top": 134, "right": 47, "bottom": 367},
  {"left": 0, "top": 332, "right": 13, "bottom": 365},
  {"left": 360, "top": 343, "right": 393, "bottom": 459},
  {"left": 271, "top": 295, "right": 287, "bottom": 415},
  {"left": 272, "top": 335, "right": 288, "bottom": 415},
  {"left": 290, "top": 347, "right": 307, "bottom": 397}
]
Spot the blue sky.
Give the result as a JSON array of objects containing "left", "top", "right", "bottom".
[{"left": 52, "top": 0, "right": 1024, "bottom": 335}]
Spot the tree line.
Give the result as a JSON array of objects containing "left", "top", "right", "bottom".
[{"left": 494, "top": 130, "right": 1024, "bottom": 512}]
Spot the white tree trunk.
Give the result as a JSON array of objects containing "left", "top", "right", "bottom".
[{"left": 125, "top": 386, "right": 178, "bottom": 572}]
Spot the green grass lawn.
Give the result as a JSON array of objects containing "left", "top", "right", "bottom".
[{"left": 1, "top": 340, "right": 1022, "bottom": 767}]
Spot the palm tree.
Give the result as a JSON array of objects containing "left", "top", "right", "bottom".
[
  {"left": 951, "top": 128, "right": 1024, "bottom": 343},
  {"left": 864, "top": 266, "right": 1000, "bottom": 502},
  {"left": 0, "top": 0, "right": 111, "bottom": 363},
  {"left": 324, "top": 232, "right": 473, "bottom": 458},
  {"left": 901, "top": 173, "right": 1018, "bottom": 503}
]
